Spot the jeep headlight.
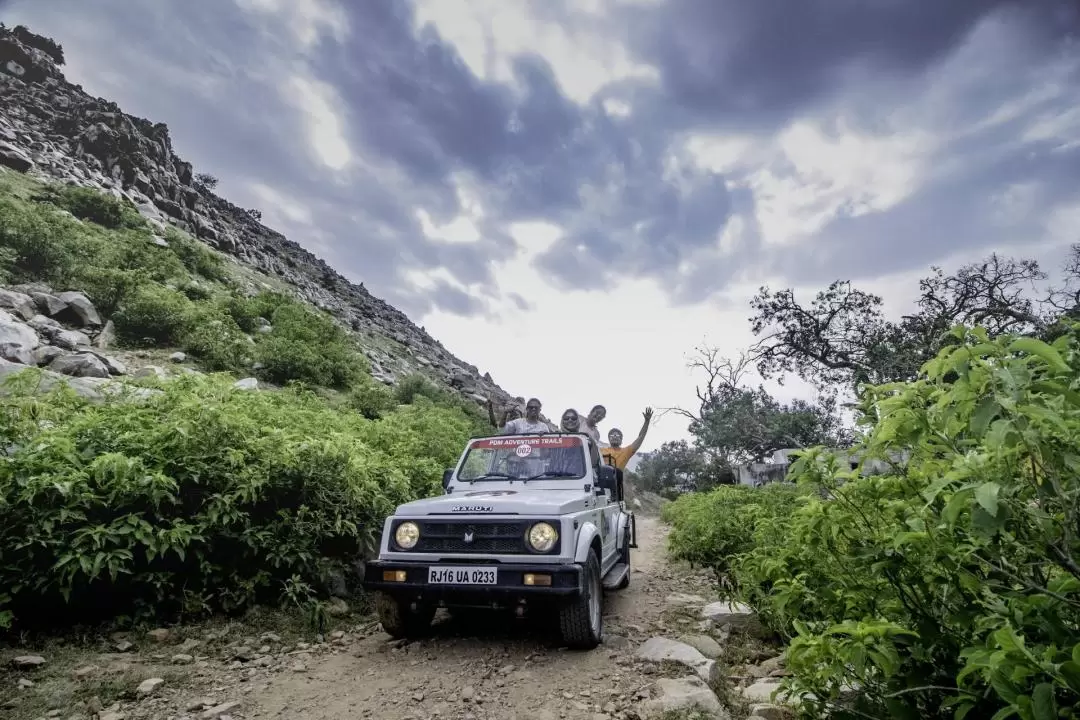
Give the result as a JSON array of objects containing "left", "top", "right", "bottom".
[
  {"left": 394, "top": 521, "right": 420, "bottom": 550},
  {"left": 527, "top": 522, "right": 559, "bottom": 552}
]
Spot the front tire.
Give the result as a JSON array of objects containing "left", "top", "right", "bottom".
[
  {"left": 375, "top": 592, "right": 435, "bottom": 639},
  {"left": 558, "top": 552, "right": 603, "bottom": 649}
]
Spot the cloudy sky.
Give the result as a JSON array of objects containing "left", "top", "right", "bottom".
[{"left": 7, "top": 0, "right": 1080, "bottom": 451}]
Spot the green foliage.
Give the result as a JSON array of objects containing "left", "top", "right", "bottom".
[
  {"left": 34, "top": 184, "right": 145, "bottom": 230},
  {"left": 346, "top": 379, "right": 396, "bottom": 420},
  {"left": 0, "top": 372, "right": 477, "bottom": 630},
  {"left": 112, "top": 284, "right": 193, "bottom": 346},
  {"left": 667, "top": 324, "right": 1080, "bottom": 718},
  {"left": 164, "top": 227, "right": 227, "bottom": 282},
  {"left": 662, "top": 483, "right": 807, "bottom": 580},
  {"left": 253, "top": 303, "right": 366, "bottom": 389},
  {"left": 393, "top": 373, "right": 489, "bottom": 434}
]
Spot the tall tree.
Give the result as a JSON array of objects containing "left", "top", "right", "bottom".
[
  {"left": 667, "top": 347, "right": 848, "bottom": 470},
  {"left": 748, "top": 252, "right": 1059, "bottom": 394}
]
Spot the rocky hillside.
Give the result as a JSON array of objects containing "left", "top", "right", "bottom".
[{"left": 0, "top": 24, "right": 521, "bottom": 411}]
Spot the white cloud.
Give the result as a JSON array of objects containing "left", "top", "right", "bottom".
[
  {"left": 411, "top": 0, "right": 657, "bottom": 104},
  {"left": 283, "top": 74, "right": 352, "bottom": 170},
  {"left": 232, "top": 0, "right": 348, "bottom": 49}
]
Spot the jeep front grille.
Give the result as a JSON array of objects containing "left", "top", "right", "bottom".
[{"left": 414, "top": 521, "right": 532, "bottom": 554}]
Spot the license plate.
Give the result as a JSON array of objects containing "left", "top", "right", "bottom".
[{"left": 428, "top": 566, "right": 498, "bottom": 585}]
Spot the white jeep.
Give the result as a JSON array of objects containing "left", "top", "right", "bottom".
[{"left": 361, "top": 431, "right": 637, "bottom": 649}]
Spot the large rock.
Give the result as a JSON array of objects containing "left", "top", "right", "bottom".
[
  {"left": 702, "top": 601, "right": 763, "bottom": 634},
  {"left": 638, "top": 676, "right": 728, "bottom": 719},
  {"left": 742, "top": 679, "right": 787, "bottom": 704},
  {"left": 682, "top": 634, "right": 724, "bottom": 659},
  {"left": 31, "top": 291, "right": 67, "bottom": 317},
  {"left": 48, "top": 352, "right": 111, "bottom": 378},
  {"left": 0, "top": 289, "right": 37, "bottom": 320},
  {"left": 52, "top": 328, "right": 92, "bottom": 350},
  {"left": 636, "top": 636, "right": 718, "bottom": 683},
  {"left": 54, "top": 291, "right": 102, "bottom": 327},
  {"left": 0, "top": 309, "right": 40, "bottom": 365}
]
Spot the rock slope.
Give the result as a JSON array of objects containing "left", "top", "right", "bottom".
[{"left": 0, "top": 24, "right": 521, "bottom": 411}]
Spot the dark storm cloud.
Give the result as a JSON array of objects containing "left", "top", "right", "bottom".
[
  {"left": 616, "top": 0, "right": 1078, "bottom": 131},
  {"left": 5, "top": 0, "right": 1080, "bottom": 317}
]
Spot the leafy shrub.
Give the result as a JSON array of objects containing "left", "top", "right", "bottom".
[
  {"left": 668, "top": 325, "right": 1080, "bottom": 719},
  {"left": 112, "top": 284, "right": 193, "bottom": 346},
  {"left": 662, "top": 483, "right": 807, "bottom": 581},
  {"left": 0, "top": 371, "right": 476, "bottom": 629},
  {"left": 394, "top": 373, "right": 489, "bottom": 433},
  {"left": 164, "top": 228, "right": 227, "bottom": 282},
  {"left": 179, "top": 306, "right": 250, "bottom": 372},
  {"left": 222, "top": 291, "right": 291, "bottom": 333},
  {"left": 254, "top": 304, "right": 365, "bottom": 389},
  {"left": 34, "top": 184, "right": 144, "bottom": 230},
  {"left": 347, "top": 379, "right": 396, "bottom": 419},
  {"left": 0, "top": 194, "right": 80, "bottom": 284}
]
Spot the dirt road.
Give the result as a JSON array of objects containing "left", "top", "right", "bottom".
[
  {"left": 247, "top": 515, "right": 702, "bottom": 720},
  {"left": 5, "top": 515, "right": 753, "bottom": 720}
]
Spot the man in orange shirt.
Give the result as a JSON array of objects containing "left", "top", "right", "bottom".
[{"left": 601, "top": 407, "right": 654, "bottom": 471}]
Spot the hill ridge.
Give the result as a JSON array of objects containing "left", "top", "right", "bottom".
[{"left": 0, "top": 23, "right": 519, "bottom": 410}]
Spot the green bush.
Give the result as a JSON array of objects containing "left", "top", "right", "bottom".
[
  {"left": 33, "top": 184, "right": 145, "bottom": 230},
  {"left": 662, "top": 483, "right": 807, "bottom": 580},
  {"left": 0, "top": 371, "right": 476, "bottom": 629},
  {"left": 179, "top": 306, "right": 250, "bottom": 372},
  {"left": 254, "top": 303, "right": 365, "bottom": 389},
  {"left": 164, "top": 228, "right": 227, "bottom": 282},
  {"left": 0, "top": 194, "right": 81, "bottom": 284},
  {"left": 347, "top": 379, "right": 396, "bottom": 419},
  {"left": 112, "top": 284, "right": 194, "bottom": 346},
  {"left": 667, "top": 325, "right": 1080, "bottom": 719}
]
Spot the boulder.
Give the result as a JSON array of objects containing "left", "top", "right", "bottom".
[
  {"left": 0, "top": 309, "right": 40, "bottom": 365},
  {"left": 0, "top": 289, "right": 37, "bottom": 320},
  {"left": 52, "top": 328, "right": 92, "bottom": 350},
  {"left": 32, "top": 345, "right": 64, "bottom": 366},
  {"left": 54, "top": 291, "right": 102, "bottom": 327},
  {"left": 31, "top": 291, "right": 67, "bottom": 317},
  {"left": 638, "top": 676, "right": 727, "bottom": 719},
  {"left": 702, "top": 600, "right": 763, "bottom": 634},
  {"left": 48, "top": 352, "right": 111, "bottom": 378},
  {"left": 636, "top": 636, "right": 718, "bottom": 683}
]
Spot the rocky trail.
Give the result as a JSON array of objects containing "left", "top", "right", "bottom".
[{"left": 3, "top": 517, "right": 791, "bottom": 720}]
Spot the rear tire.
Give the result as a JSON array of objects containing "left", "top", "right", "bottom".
[
  {"left": 375, "top": 592, "right": 435, "bottom": 639},
  {"left": 558, "top": 552, "right": 603, "bottom": 649}
]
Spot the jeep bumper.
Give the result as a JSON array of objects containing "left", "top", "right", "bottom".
[{"left": 361, "top": 560, "right": 583, "bottom": 602}]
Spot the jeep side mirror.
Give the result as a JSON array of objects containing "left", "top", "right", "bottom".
[
  {"left": 597, "top": 466, "right": 617, "bottom": 493},
  {"left": 441, "top": 468, "right": 454, "bottom": 490}
]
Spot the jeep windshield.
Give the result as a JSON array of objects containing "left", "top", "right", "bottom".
[{"left": 457, "top": 435, "right": 587, "bottom": 482}]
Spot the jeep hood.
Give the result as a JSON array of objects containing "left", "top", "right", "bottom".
[{"left": 394, "top": 488, "right": 598, "bottom": 516}]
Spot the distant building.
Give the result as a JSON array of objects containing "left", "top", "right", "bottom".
[{"left": 736, "top": 447, "right": 911, "bottom": 487}]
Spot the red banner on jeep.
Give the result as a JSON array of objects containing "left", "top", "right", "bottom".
[{"left": 472, "top": 436, "right": 583, "bottom": 449}]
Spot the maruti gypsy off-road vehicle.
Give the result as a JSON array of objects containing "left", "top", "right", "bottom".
[{"left": 361, "top": 432, "right": 638, "bottom": 650}]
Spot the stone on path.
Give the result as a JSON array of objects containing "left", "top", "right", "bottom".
[
  {"left": 636, "top": 637, "right": 717, "bottom": 683},
  {"left": 742, "top": 678, "right": 786, "bottom": 704},
  {"left": 682, "top": 634, "right": 724, "bottom": 658},
  {"left": 638, "top": 676, "right": 728, "bottom": 719},
  {"left": 136, "top": 677, "right": 164, "bottom": 696},
  {"left": 701, "top": 600, "right": 764, "bottom": 634}
]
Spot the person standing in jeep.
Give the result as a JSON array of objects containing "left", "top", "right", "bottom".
[
  {"left": 602, "top": 407, "right": 654, "bottom": 471},
  {"left": 581, "top": 405, "right": 606, "bottom": 444},
  {"left": 501, "top": 397, "right": 552, "bottom": 434}
]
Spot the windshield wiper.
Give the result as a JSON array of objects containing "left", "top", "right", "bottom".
[
  {"left": 525, "top": 471, "right": 581, "bottom": 480},
  {"left": 467, "top": 473, "right": 515, "bottom": 482}
]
